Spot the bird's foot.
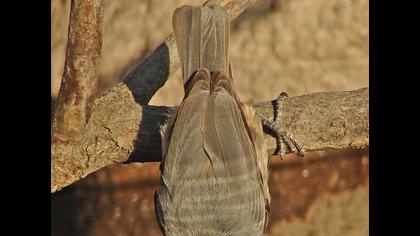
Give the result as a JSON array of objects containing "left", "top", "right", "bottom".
[{"left": 259, "top": 92, "right": 306, "bottom": 159}]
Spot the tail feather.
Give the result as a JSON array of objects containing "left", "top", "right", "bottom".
[{"left": 173, "top": 5, "right": 230, "bottom": 85}]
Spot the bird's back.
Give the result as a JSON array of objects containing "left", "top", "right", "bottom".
[
  {"left": 156, "top": 5, "right": 269, "bottom": 236},
  {"left": 156, "top": 69, "right": 267, "bottom": 236}
]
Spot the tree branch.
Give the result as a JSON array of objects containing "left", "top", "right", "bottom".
[
  {"left": 52, "top": 0, "right": 104, "bottom": 141},
  {"left": 52, "top": 87, "right": 368, "bottom": 192},
  {"left": 254, "top": 88, "right": 369, "bottom": 154}
]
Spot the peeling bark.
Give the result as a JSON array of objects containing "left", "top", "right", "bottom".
[{"left": 52, "top": 0, "right": 104, "bottom": 141}]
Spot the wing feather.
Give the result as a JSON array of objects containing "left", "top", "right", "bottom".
[{"left": 158, "top": 5, "right": 269, "bottom": 235}]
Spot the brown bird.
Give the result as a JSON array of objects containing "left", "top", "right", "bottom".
[{"left": 155, "top": 5, "right": 304, "bottom": 236}]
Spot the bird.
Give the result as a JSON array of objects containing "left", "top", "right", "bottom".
[{"left": 155, "top": 4, "right": 304, "bottom": 236}]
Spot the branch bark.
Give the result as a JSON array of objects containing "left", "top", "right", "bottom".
[
  {"left": 52, "top": 87, "right": 368, "bottom": 192},
  {"left": 52, "top": 0, "right": 104, "bottom": 141}
]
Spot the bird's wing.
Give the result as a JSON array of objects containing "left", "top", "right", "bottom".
[
  {"left": 158, "top": 69, "right": 268, "bottom": 235},
  {"left": 157, "top": 5, "right": 269, "bottom": 235}
]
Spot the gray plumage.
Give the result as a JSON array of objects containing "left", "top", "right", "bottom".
[{"left": 156, "top": 5, "right": 270, "bottom": 236}]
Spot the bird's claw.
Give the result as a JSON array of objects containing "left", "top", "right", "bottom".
[{"left": 260, "top": 92, "right": 306, "bottom": 159}]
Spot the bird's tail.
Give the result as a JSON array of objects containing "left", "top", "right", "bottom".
[{"left": 172, "top": 5, "right": 230, "bottom": 87}]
